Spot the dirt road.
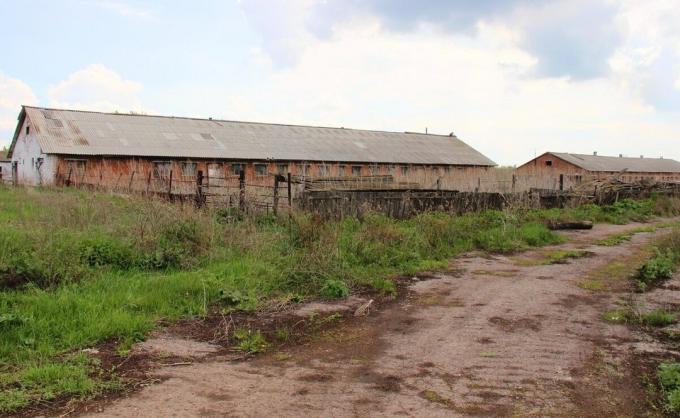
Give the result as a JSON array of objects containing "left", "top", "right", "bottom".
[{"left": 86, "top": 222, "right": 678, "bottom": 417}]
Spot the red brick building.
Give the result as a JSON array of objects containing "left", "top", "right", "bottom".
[
  {"left": 7, "top": 106, "right": 496, "bottom": 192},
  {"left": 517, "top": 152, "right": 680, "bottom": 189}
]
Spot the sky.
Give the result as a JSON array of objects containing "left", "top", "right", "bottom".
[{"left": 1, "top": 0, "right": 679, "bottom": 165}]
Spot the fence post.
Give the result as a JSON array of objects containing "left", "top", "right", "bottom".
[
  {"left": 196, "top": 170, "right": 204, "bottom": 207},
  {"left": 168, "top": 170, "right": 173, "bottom": 199},
  {"left": 512, "top": 174, "right": 516, "bottom": 192},
  {"left": 146, "top": 171, "right": 152, "bottom": 194},
  {"left": 287, "top": 172, "right": 292, "bottom": 209},
  {"left": 128, "top": 171, "right": 136, "bottom": 192},
  {"left": 239, "top": 170, "right": 245, "bottom": 212},
  {"left": 273, "top": 175, "right": 280, "bottom": 216}
]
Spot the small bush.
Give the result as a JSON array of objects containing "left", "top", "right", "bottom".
[
  {"left": 641, "top": 309, "right": 676, "bottom": 327},
  {"left": 659, "top": 362, "right": 680, "bottom": 414},
  {"left": 78, "top": 237, "right": 135, "bottom": 269},
  {"left": 320, "top": 279, "right": 349, "bottom": 300},
  {"left": 635, "top": 250, "right": 677, "bottom": 291}
]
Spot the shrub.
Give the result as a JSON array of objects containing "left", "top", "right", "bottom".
[
  {"left": 635, "top": 250, "right": 677, "bottom": 291},
  {"left": 320, "top": 279, "right": 349, "bottom": 300},
  {"left": 659, "top": 362, "right": 680, "bottom": 414},
  {"left": 78, "top": 237, "right": 135, "bottom": 269},
  {"left": 641, "top": 309, "right": 677, "bottom": 327}
]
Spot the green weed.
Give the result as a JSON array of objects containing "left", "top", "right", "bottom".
[
  {"left": 320, "top": 279, "right": 349, "bottom": 300},
  {"left": 641, "top": 310, "right": 676, "bottom": 327},
  {"left": 370, "top": 278, "right": 397, "bottom": 296},
  {"left": 233, "top": 328, "right": 268, "bottom": 354},
  {"left": 658, "top": 362, "right": 680, "bottom": 415}
]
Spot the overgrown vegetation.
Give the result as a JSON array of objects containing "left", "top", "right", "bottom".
[
  {"left": 0, "top": 187, "right": 678, "bottom": 412},
  {"left": 658, "top": 362, "right": 680, "bottom": 415},
  {"left": 634, "top": 228, "right": 680, "bottom": 291}
]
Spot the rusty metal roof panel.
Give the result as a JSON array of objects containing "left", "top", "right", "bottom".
[
  {"left": 25, "top": 107, "right": 496, "bottom": 166},
  {"left": 551, "top": 152, "right": 680, "bottom": 173}
]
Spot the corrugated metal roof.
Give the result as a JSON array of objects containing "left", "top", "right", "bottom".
[
  {"left": 551, "top": 152, "right": 680, "bottom": 173},
  {"left": 21, "top": 106, "right": 496, "bottom": 166}
]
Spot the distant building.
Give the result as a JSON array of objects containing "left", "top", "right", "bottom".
[
  {"left": 517, "top": 152, "right": 680, "bottom": 187},
  {"left": 7, "top": 106, "right": 496, "bottom": 189}
]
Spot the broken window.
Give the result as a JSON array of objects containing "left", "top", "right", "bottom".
[
  {"left": 153, "top": 161, "right": 172, "bottom": 179},
  {"left": 277, "top": 164, "right": 288, "bottom": 175},
  {"left": 401, "top": 166, "right": 409, "bottom": 175},
  {"left": 181, "top": 162, "right": 197, "bottom": 177},
  {"left": 369, "top": 165, "right": 379, "bottom": 175},
  {"left": 351, "top": 165, "right": 362, "bottom": 176},
  {"left": 254, "top": 163, "right": 268, "bottom": 176},
  {"left": 545, "top": 160, "right": 553, "bottom": 167},
  {"left": 337, "top": 165, "right": 346, "bottom": 176}
]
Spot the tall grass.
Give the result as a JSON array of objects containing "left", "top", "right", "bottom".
[{"left": 0, "top": 186, "right": 678, "bottom": 412}]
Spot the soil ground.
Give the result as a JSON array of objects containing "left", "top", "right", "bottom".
[{"left": 68, "top": 221, "right": 679, "bottom": 417}]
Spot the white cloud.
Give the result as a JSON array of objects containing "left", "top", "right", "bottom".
[
  {"left": 95, "top": 0, "right": 153, "bottom": 19},
  {"left": 48, "top": 64, "right": 145, "bottom": 113},
  {"left": 0, "top": 74, "right": 37, "bottom": 144},
  {"left": 223, "top": 20, "right": 680, "bottom": 165}
]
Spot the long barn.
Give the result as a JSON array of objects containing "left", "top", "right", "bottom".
[
  {"left": 7, "top": 106, "right": 496, "bottom": 190},
  {"left": 517, "top": 151, "right": 680, "bottom": 188}
]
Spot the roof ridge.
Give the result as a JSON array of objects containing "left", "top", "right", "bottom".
[{"left": 23, "top": 105, "right": 458, "bottom": 139}]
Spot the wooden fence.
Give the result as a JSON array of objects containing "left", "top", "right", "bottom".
[{"left": 41, "top": 169, "right": 680, "bottom": 219}]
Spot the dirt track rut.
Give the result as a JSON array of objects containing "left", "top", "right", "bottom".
[{"left": 86, "top": 222, "right": 675, "bottom": 417}]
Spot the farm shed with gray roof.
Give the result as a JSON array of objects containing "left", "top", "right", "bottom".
[
  {"left": 517, "top": 151, "right": 680, "bottom": 185},
  {"left": 7, "top": 106, "right": 495, "bottom": 188}
]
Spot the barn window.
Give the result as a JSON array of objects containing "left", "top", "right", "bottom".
[
  {"left": 254, "top": 163, "right": 268, "bottom": 176},
  {"left": 153, "top": 161, "right": 172, "bottom": 179},
  {"left": 351, "top": 165, "right": 362, "bottom": 176},
  {"left": 207, "top": 163, "right": 222, "bottom": 178},
  {"left": 401, "top": 165, "right": 409, "bottom": 175},
  {"left": 66, "top": 159, "right": 86, "bottom": 178},
  {"left": 545, "top": 160, "right": 553, "bottom": 167},
  {"left": 369, "top": 165, "right": 379, "bottom": 175},
  {"left": 232, "top": 163, "right": 245, "bottom": 175},
  {"left": 26, "top": 125, "right": 30, "bottom": 135},
  {"left": 181, "top": 162, "right": 197, "bottom": 177},
  {"left": 337, "top": 165, "right": 346, "bottom": 176},
  {"left": 277, "top": 164, "right": 288, "bottom": 175},
  {"left": 318, "top": 165, "right": 329, "bottom": 177}
]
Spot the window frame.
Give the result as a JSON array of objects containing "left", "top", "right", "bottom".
[
  {"left": 152, "top": 161, "right": 172, "bottom": 180},
  {"left": 254, "top": 163, "right": 268, "bottom": 176},
  {"left": 181, "top": 161, "right": 198, "bottom": 178},
  {"left": 231, "top": 163, "right": 245, "bottom": 176}
]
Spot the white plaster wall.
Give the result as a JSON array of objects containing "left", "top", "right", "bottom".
[
  {"left": 0, "top": 162, "right": 12, "bottom": 184},
  {"left": 10, "top": 116, "right": 58, "bottom": 186}
]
